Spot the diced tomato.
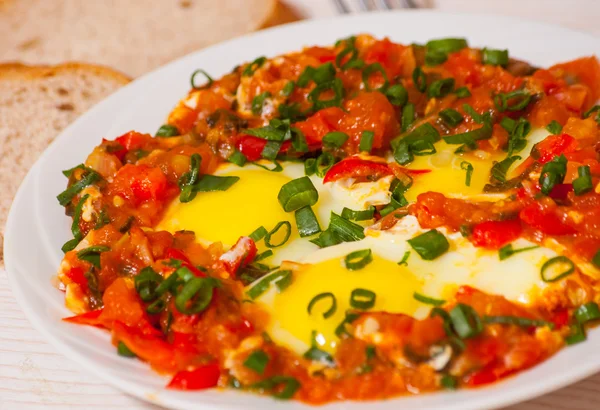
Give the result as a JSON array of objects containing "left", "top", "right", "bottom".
[
  {"left": 64, "top": 266, "right": 89, "bottom": 293},
  {"left": 550, "top": 56, "right": 600, "bottom": 104},
  {"left": 110, "top": 164, "right": 169, "bottom": 204},
  {"left": 470, "top": 219, "right": 523, "bottom": 250},
  {"left": 115, "top": 131, "right": 151, "bottom": 152},
  {"left": 363, "top": 38, "right": 413, "bottom": 79},
  {"left": 235, "top": 135, "right": 292, "bottom": 162},
  {"left": 63, "top": 309, "right": 105, "bottom": 328},
  {"left": 550, "top": 308, "right": 570, "bottom": 329},
  {"left": 112, "top": 321, "right": 176, "bottom": 371},
  {"left": 466, "top": 365, "right": 499, "bottom": 387},
  {"left": 323, "top": 157, "right": 392, "bottom": 183},
  {"left": 219, "top": 236, "right": 257, "bottom": 275},
  {"left": 519, "top": 202, "right": 576, "bottom": 235},
  {"left": 167, "top": 363, "right": 221, "bottom": 390},
  {"left": 533, "top": 134, "right": 578, "bottom": 164},
  {"left": 293, "top": 107, "right": 345, "bottom": 145}
]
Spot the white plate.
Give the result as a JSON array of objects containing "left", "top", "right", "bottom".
[{"left": 5, "top": 10, "right": 600, "bottom": 410}]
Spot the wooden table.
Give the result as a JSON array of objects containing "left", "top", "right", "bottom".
[{"left": 2, "top": 1, "right": 600, "bottom": 409}]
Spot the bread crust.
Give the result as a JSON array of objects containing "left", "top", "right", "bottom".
[{"left": 0, "top": 62, "right": 130, "bottom": 83}]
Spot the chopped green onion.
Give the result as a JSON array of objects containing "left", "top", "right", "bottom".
[
  {"left": 341, "top": 206, "right": 375, "bottom": 221},
  {"left": 443, "top": 122, "right": 492, "bottom": 148},
  {"left": 335, "top": 311, "right": 360, "bottom": 337},
  {"left": 295, "top": 206, "right": 321, "bottom": 237},
  {"left": 57, "top": 170, "right": 101, "bottom": 206},
  {"left": 398, "top": 251, "right": 410, "bottom": 266},
  {"left": 117, "top": 341, "right": 136, "bottom": 358},
  {"left": 251, "top": 91, "right": 271, "bottom": 115},
  {"left": 412, "top": 67, "right": 427, "bottom": 92},
  {"left": 440, "top": 374, "right": 457, "bottom": 390},
  {"left": 190, "top": 69, "right": 213, "bottom": 88},
  {"left": 246, "top": 270, "right": 293, "bottom": 299},
  {"left": 61, "top": 193, "right": 90, "bottom": 253},
  {"left": 184, "top": 174, "right": 239, "bottom": 200},
  {"left": 462, "top": 103, "right": 485, "bottom": 124},
  {"left": 156, "top": 124, "right": 179, "bottom": 137},
  {"left": 498, "top": 243, "right": 539, "bottom": 260},
  {"left": 493, "top": 90, "right": 532, "bottom": 112},
  {"left": 546, "top": 120, "right": 563, "bottom": 135},
  {"left": 329, "top": 212, "right": 365, "bottom": 242},
  {"left": 308, "top": 78, "right": 344, "bottom": 110},
  {"left": 282, "top": 81, "right": 295, "bottom": 97},
  {"left": 249, "top": 226, "right": 268, "bottom": 242},
  {"left": 565, "top": 322, "right": 587, "bottom": 345},
  {"left": 315, "top": 152, "right": 335, "bottom": 177},
  {"left": 573, "top": 165, "right": 593, "bottom": 195},
  {"left": 541, "top": 255, "right": 575, "bottom": 282},
  {"left": 303, "top": 345, "right": 335, "bottom": 366},
  {"left": 336, "top": 45, "right": 362, "bottom": 70},
  {"left": 290, "top": 127, "right": 309, "bottom": 153},
  {"left": 146, "top": 297, "right": 167, "bottom": 314},
  {"left": 539, "top": 154, "right": 567, "bottom": 195},
  {"left": 245, "top": 118, "right": 291, "bottom": 141},
  {"left": 228, "top": 150, "right": 247, "bottom": 167},
  {"left": 134, "top": 267, "right": 164, "bottom": 302},
  {"left": 413, "top": 292, "right": 445, "bottom": 306},
  {"left": 583, "top": 105, "right": 600, "bottom": 123},
  {"left": 323, "top": 131, "right": 349, "bottom": 148},
  {"left": 482, "top": 48, "right": 509, "bottom": 66},
  {"left": 427, "top": 78, "right": 455, "bottom": 98},
  {"left": 178, "top": 153, "right": 202, "bottom": 202},
  {"left": 454, "top": 86, "right": 471, "bottom": 98},
  {"left": 449, "top": 303, "right": 483, "bottom": 339},
  {"left": 362, "top": 62, "right": 389, "bottom": 91},
  {"left": 242, "top": 56, "right": 267, "bottom": 76},
  {"left": 460, "top": 161, "right": 473, "bottom": 187},
  {"left": 265, "top": 221, "right": 292, "bottom": 248},
  {"left": 350, "top": 288, "right": 376, "bottom": 310},
  {"left": 253, "top": 161, "right": 283, "bottom": 172},
  {"left": 255, "top": 250, "right": 273, "bottom": 262},
  {"left": 359, "top": 130, "right": 375, "bottom": 153},
  {"left": 574, "top": 302, "right": 600, "bottom": 323},
  {"left": 385, "top": 84, "right": 408, "bottom": 107},
  {"left": 76, "top": 245, "right": 110, "bottom": 269},
  {"left": 278, "top": 176, "right": 319, "bottom": 212},
  {"left": 174, "top": 277, "right": 215, "bottom": 314},
  {"left": 483, "top": 315, "right": 554, "bottom": 329},
  {"left": 344, "top": 249, "right": 373, "bottom": 270},
  {"left": 426, "top": 38, "right": 468, "bottom": 54},
  {"left": 243, "top": 350, "right": 269, "bottom": 374},
  {"left": 407, "top": 229, "right": 450, "bottom": 260},
  {"left": 490, "top": 155, "right": 521, "bottom": 184},
  {"left": 439, "top": 108, "right": 464, "bottom": 127},
  {"left": 392, "top": 123, "right": 440, "bottom": 165},
  {"left": 304, "top": 158, "right": 317, "bottom": 176},
  {"left": 307, "top": 292, "right": 337, "bottom": 319},
  {"left": 401, "top": 103, "right": 415, "bottom": 132},
  {"left": 425, "top": 50, "right": 447, "bottom": 66},
  {"left": 505, "top": 117, "right": 531, "bottom": 156},
  {"left": 261, "top": 141, "right": 282, "bottom": 160},
  {"left": 251, "top": 376, "right": 300, "bottom": 400}
]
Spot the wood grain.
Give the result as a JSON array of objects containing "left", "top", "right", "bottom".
[{"left": 2, "top": 1, "right": 600, "bottom": 409}]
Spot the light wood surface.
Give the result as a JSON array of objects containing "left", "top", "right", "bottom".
[{"left": 2, "top": 1, "right": 600, "bottom": 409}]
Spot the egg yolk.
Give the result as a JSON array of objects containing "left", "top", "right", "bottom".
[
  {"left": 263, "top": 255, "right": 422, "bottom": 355},
  {"left": 156, "top": 169, "right": 295, "bottom": 246},
  {"left": 405, "top": 141, "right": 504, "bottom": 201}
]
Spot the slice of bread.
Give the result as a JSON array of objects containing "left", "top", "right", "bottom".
[
  {"left": 0, "top": 0, "right": 279, "bottom": 77},
  {"left": 0, "top": 63, "right": 130, "bottom": 259}
]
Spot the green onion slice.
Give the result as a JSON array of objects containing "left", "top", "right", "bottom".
[
  {"left": 295, "top": 206, "right": 321, "bottom": 238},
  {"left": 592, "top": 249, "right": 600, "bottom": 268},
  {"left": 483, "top": 315, "right": 554, "bottom": 329},
  {"left": 573, "top": 165, "right": 593, "bottom": 195},
  {"left": 407, "top": 229, "right": 450, "bottom": 260},
  {"left": 278, "top": 176, "right": 319, "bottom": 212},
  {"left": 304, "top": 158, "right": 317, "bottom": 176},
  {"left": 454, "top": 86, "right": 471, "bottom": 98},
  {"left": 303, "top": 345, "right": 335, "bottom": 366},
  {"left": 57, "top": 170, "right": 101, "bottom": 206},
  {"left": 242, "top": 56, "right": 267, "bottom": 76},
  {"left": 117, "top": 341, "right": 136, "bottom": 358},
  {"left": 412, "top": 67, "right": 427, "bottom": 93},
  {"left": 156, "top": 124, "right": 179, "bottom": 137},
  {"left": 398, "top": 251, "right": 410, "bottom": 266},
  {"left": 344, "top": 249, "right": 373, "bottom": 270},
  {"left": 265, "top": 221, "right": 292, "bottom": 248},
  {"left": 493, "top": 90, "right": 532, "bottom": 112},
  {"left": 61, "top": 193, "right": 90, "bottom": 253},
  {"left": 174, "top": 277, "right": 215, "bottom": 315},
  {"left": 539, "top": 154, "right": 567, "bottom": 195},
  {"left": 498, "top": 244, "right": 539, "bottom": 260},
  {"left": 413, "top": 292, "right": 445, "bottom": 306},
  {"left": 243, "top": 350, "right": 269, "bottom": 374},
  {"left": 323, "top": 131, "right": 349, "bottom": 148},
  {"left": 315, "top": 152, "right": 335, "bottom": 177},
  {"left": 76, "top": 245, "right": 110, "bottom": 269},
  {"left": 190, "top": 69, "right": 214, "bottom": 88},
  {"left": 341, "top": 206, "right": 375, "bottom": 221},
  {"left": 439, "top": 108, "right": 463, "bottom": 127},
  {"left": 350, "top": 288, "right": 376, "bottom": 310},
  {"left": 251, "top": 376, "right": 300, "bottom": 400},
  {"left": 335, "top": 311, "right": 360, "bottom": 337},
  {"left": 246, "top": 270, "right": 293, "bottom": 299},
  {"left": 574, "top": 302, "right": 600, "bottom": 323},
  {"left": 482, "top": 48, "right": 509, "bottom": 66},
  {"left": 565, "top": 322, "right": 587, "bottom": 345},
  {"left": 427, "top": 78, "right": 455, "bottom": 98},
  {"left": 362, "top": 62, "right": 389, "bottom": 91},
  {"left": 546, "top": 120, "right": 563, "bottom": 135},
  {"left": 308, "top": 78, "right": 344, "bottom": 110},
  {"left": 426, "top": 38, "right": 468, "bottom": 54},
  {"left": 228, "top": 150, "right": 247, "bottom": 167},
  {"left": 449, "top": 303, "right": 483, "bottom": 339},
  {"left": 440, "top": 374, "right": 457, "bottom": 390},
  {"left": 359, "top": 130, "right": 375, "bottom": 153},
  {"left": 385, "top": 84, "right": 408, "bottom": 107},
  {"left": 282, "top": 81, "right": 295, "bottom": 97},
  {"left": 490, "top": 155, "right": 521, "bottom": 184},
  {"left": 251, "top": 91, "right": 271, "bottom": 115},
  {"left": 307, "top": 292, "right": 337, "bottom": 319},
  {"left": 134, "top": 267, "right": 164, "bottom": 302},
  {"left": 541, "top": 256, "right": 575, "bottom": 282},
  {"left": 425, "top": 50, "right": 447, "bottom": 66},
  {"left": 401, "top": 103, "right": 415, "bottom": 132},
  {"left": 460, "top": 161, "right": 473, "bottom": 187},
  {"left": 249, "top": 226, "right": 268, "bottom": 242}
]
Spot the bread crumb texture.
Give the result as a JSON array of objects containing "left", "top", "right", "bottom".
[
  {"left": 0, "top": 63, "right": 130, "bottom": 259},
  {"left": 0, "top": 0, "right": 278, "bottom": 76}
]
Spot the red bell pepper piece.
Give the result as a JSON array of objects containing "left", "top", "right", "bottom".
[
  {"left": 534, "top": 134, "right": 578, "bottom": 164},
  {"left": 164, "top": 247, "right": 191, "bottom": 264},
  {"left": 470, "top": 219, "right": 523, "bottom": 250},
  {"left": 236, "top": 135, "right": 291, "bottom": 162},
  {"left": 167, "top": 363, "right": 221, "bottom": 390},
  {"left": 548, "top": 183, "right": 573, "bottom": 201},
  {"left": 64, "top": 266, "right": 89, "bottom": 293},
  {"left": 519, "top": 202, "right": 576, "bottom": 235},
  {"left": 63, "top": 309, "right": 106, "bottom": 328},
  {"left": 219, "top": 236, "right": 257, "bottom": 275},
  {"left": 323, "top": 157, "right": 392, "bottom": 183}
]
